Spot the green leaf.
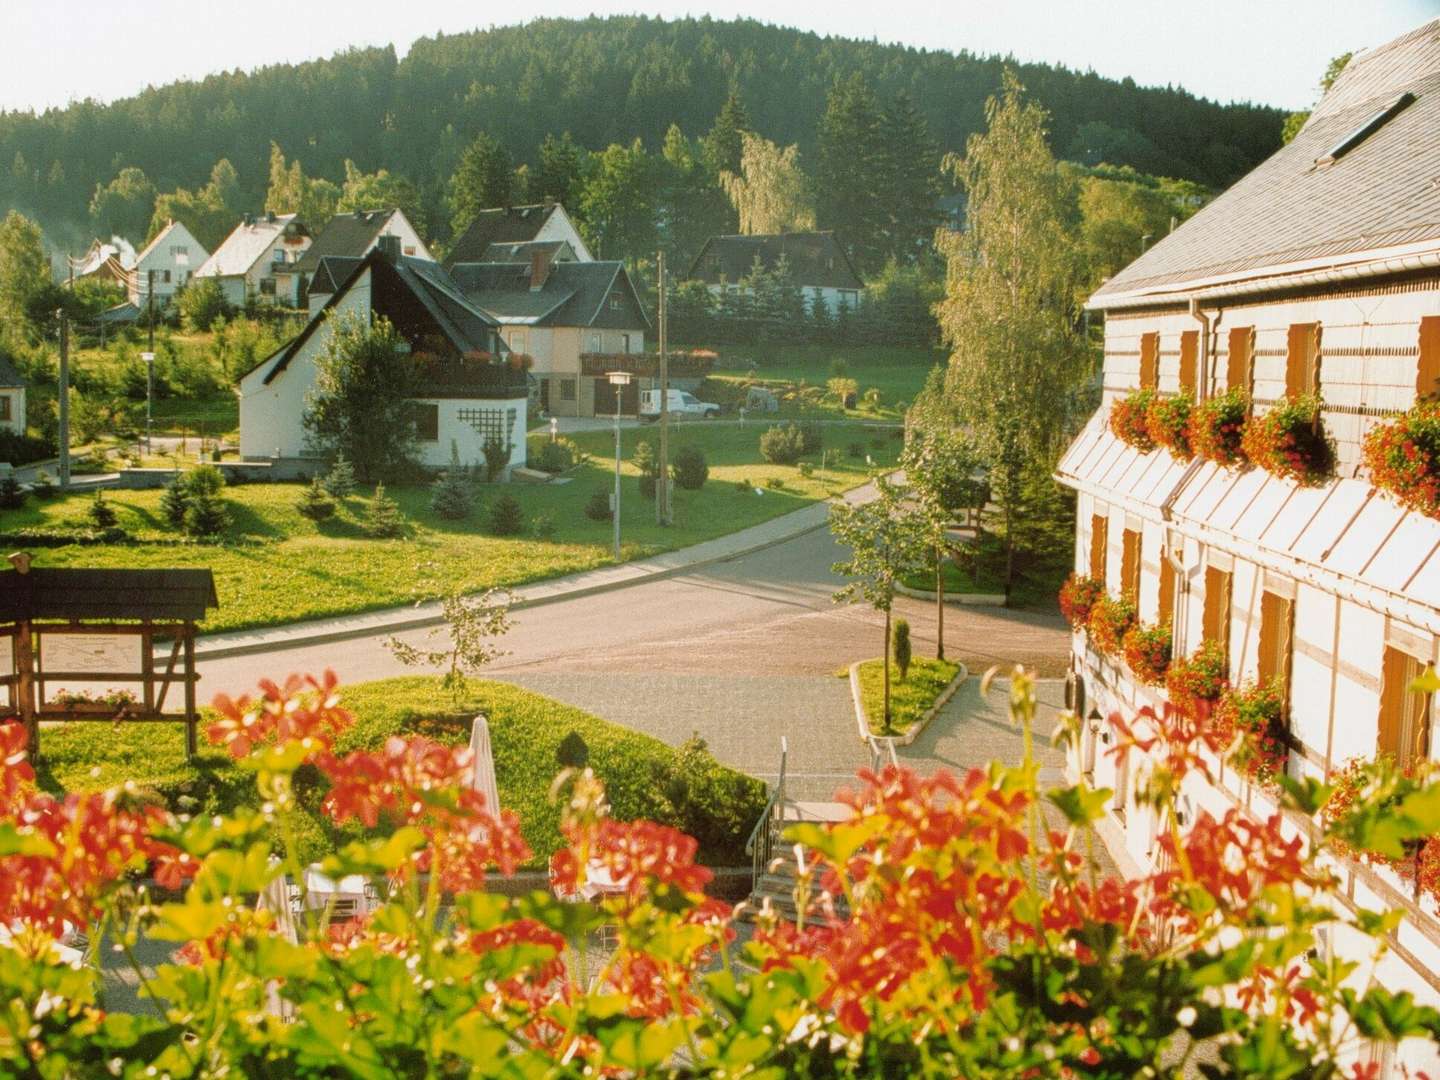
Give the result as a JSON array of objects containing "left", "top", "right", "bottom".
[
  {"left": 149, "top": 898, "right": 230, "bottom": 942},
  {"left": 319, "top": 825, "right": 426, "bottom": 878},
  {"left": 1047, "top": 783, "right": 1113, "bottom": 826},
  {"left": 0, "top": 822, "right": 56, "bottom": 858},
  {"left": 1275, "top": 773, "right": 1333, "bottom": 816}
]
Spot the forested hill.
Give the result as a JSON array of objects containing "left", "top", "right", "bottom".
[{"left": 1, "top": 15, "right": 1284, "bottom": 246}]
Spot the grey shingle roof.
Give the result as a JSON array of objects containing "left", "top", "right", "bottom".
[
  {"left": 479, "top": 239, "right": 576, "bottom": 264},
  {"left": 293, "top": 210, "right": 396, "bottom": 275},
  {"left": 685, "top": 231, "right": 864, "bottom": 290},
  {"left": 445, "top": 204, "right": 565, "bottom": 268},
  {"left": 196, "top": 214, "right": 306, "bottom": 278},
  {"left": 1092, "top": 18, "right": 1440, "bottom": 305},
  {"left": 307, "top": 256, "right": 364, "bottom": 297},
  {"left": 450, "top": 261, "right": 650, "bottom": 329}
]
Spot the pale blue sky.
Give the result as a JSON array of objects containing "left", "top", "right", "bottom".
[{"left": 1, "top": 0, "right": 1436, "bottom": 114}]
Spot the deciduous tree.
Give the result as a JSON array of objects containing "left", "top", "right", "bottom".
[
  {"left": 448, "top": 132, "right": 515, "bottom": 237},
  {"left": 719, "top": 133, "right": 815, "bottom": 236},
  {"left": 89, "top": 167, "right": 155, "bottom": 240}
]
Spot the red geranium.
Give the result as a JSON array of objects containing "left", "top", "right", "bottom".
[
  {"left": 1058, "top": 573, "right": 1104, "bottom": 630},
  {"left": 1363, "top": 400, "right": 1440, "bottom": 517},
  {"left": 1241, "top": 395, "right": 1333, "bottom": 485},
  {"left": 1165, "top": 639, "right": 1229, "bottom": 719},
  {"left": 1109, "top": 389, "right": 1157, "bottom": 451},
  {"left": 1189, "top": 388, "right": 1249, "bottom": 467},
  {"left": 1122, "top": 622, "right": 1172, "bottom": 685},
  {"left": 1146, "top": 394, "right": 1193, "bottom": 460},
  {"left": 1087, "top": 593, "right": 1136, "bottom": 656},
  {"left": 1213, "top": 681, "right": 1289, "bottom": 786}
]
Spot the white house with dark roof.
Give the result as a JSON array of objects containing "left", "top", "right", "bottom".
[
  {"left": 238, "top": 239, "right": 527, "bottom": 474},
  {"left": 444, "top": 202, "right": 593, "bottom": 269},
  {"left": 132, "top": 220, "right": 208, "bottom": 308},
  {"left": 194, "top": 212, "right": 311, "bottom": 308},
  {"left": 0, "top": 354, "right": 25, "bottom": 436},
  {"left": 294, "top": 209, "right": 431, "bottom": 305},
  {"left": 1059, "top": 19, "right": 1440, "bottom": 1063},
  {"left": 685, "top": 231, "right": 864, "bottom": 315}
]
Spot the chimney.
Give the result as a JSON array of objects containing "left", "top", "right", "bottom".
[
  {"left": 377, "top": 234, "right": 401, "bottom": 264},
  {"left": 530, "top": 248, "right": 553, "bottom": 291}
]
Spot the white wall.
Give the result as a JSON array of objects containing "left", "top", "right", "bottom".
[
  {"left": 536, "top": 207, "right": 594, "bottom": 262},
  {"left": 133, "top": 223, "right": 207, "bottom": 307},
  {"left": 411, "top": 397, "right": 527, "bottom": 473},
  {"left": 0, "top": 387, "right": 24, "bottom": 435}
]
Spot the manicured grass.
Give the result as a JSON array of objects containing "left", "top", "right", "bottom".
[
  {"left": 707, "top": 344, "right": 943, "bottom": 420},
  {"left": 857, "top": 657, "right": 962, "bottom": 737},
  {"left": 149, "top": 396, "right": 238, "bottom": 438},
  {"left": 900, "top": 558, "right": 1008, "bottom": 596},
  {"left": 10, "top": 421, "right": 902, "bottom": 635},
  {"left": 34, "top": 676, "right": 766, "bottom": 867}
]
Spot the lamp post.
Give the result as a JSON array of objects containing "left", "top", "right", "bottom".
[
  {"left": 140, "top": 351, "right": 155, "bottom": 455},
  {"left": 607, "top": 371, "right": 632, "bottom": 560},
  {"left": 549, "top": 416, "right": 558, "bottom": 443}
]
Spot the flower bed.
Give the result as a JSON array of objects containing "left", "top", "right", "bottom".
[
  {"left": 1213, "top": 681, "right": 1288, "bottom": 786},
  {"left": 1362, "top": 400, "right": 1440, "bottom": 517},
  {"left": 1164, "top": 639, "right": 1229, "bottom": 719},
  {"left": 1121, "top": 622, "right": 1172, "bottom": 685},
  {"left": 1058, "top": 573, "right": 1105, "bottom": 630},
  {"left": 1188, "top": 388, "right": 1249, "bottom": 467},
  {"left": 1087, "top": 593, "right": 1136, "bottom": 657},
  {"left": 1146, "top": 394, "right": 1193, "bottom": 460},
  {"left": 1240, "top": 395, "right": 1333, "bottom": 484},
  {"left": 1109, "top": 389, "right": 1157, "bottom": 451}
]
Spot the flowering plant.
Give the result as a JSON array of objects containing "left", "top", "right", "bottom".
[
  {"left": 1122, "top": 621, "right": 1172, "bottom": 684},
  {"left": 1189, "top": 387, "right": 1249, "bottom": 467},
  {"left": 1087, "top": 592, "right": 1136, "bottom": 656},
  {"left": 1213, "top": 680, "right": 1289, "bottom": 786},
  {"left": 1164, "top": 638, "right": 1229, "bottom": 718},
  {"left": 1058, "top": 572, "right": 1104, "bottom": 630},
  {"left": 507, "top": 351, "right": 536, "bottom": 372},
  {"left": 1363, "top": 400, "right": 1440, "bottom": 517},
  {"left": 1241, "top": 394, "right": 1334, "bottom": 484},
  {"left": 1146, "top": 393, "right": 1193, "bottom": 460},
  {"left": 1109, "top": 388, "right": 1157, "bottom": 450}
]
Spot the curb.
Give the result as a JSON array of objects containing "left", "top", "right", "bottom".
[
  {"left": 894, "top": 581, "right": 1006, "bottom": 606},
  {"left": 849, "top": 659, "right": 969, "bottom": 747}
]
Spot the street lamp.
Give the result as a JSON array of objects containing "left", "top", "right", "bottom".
[
  {"left": 549, "top": 415, "right": 558, "bottom": 442},
  {"left": 140, "top": 351, "right": 155, "bottom": 455},
  {"left": 607, "top": 371, "right": 633, "bottom": 560}
]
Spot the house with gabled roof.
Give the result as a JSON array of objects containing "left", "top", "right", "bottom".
[
  {"left": 685, "top": 231, "right": 864, "bottom": 316},
  {"left": 294, "top": 209, "right": 432, "bottom": 307},
  {"left": 194, "top": 212, "right": 311, "bottom": 308},
  {"left": 238, "top": 238, "right": 528, "bottom": 475},
  {"left": 450, "top": 247, "right": 649, "bottom": 417},
  {"left": 444, "top": 202, "right": 593, "bottom": 269},
  {"left": 132, "top": 220, "right": 208, "bottom": 309},
  {"left": 1057, "top": 18, "right": 1440, "bottom": 1053},
  {"left": 72, "top": 237, "right": 136, "bottom": 291},
  {"left": 0, "top": 353, "right": 25, "bottom": 436}
]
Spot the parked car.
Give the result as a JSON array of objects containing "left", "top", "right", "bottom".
[{"left": 640, "top": 388, "right": 720, "bottom": 420}]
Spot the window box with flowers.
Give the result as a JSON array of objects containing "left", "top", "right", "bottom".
[
  {"left": 1188, "top": 387, "right": 1249, "bottom": 467},
  {"left": 1240, "top": 394, "right": 1334, "bottom": 485},
  {"left": 1121, "top": 622, "right": 1172, "bottom": 685},
  {"left": 1146, "top": 394, "right": 1193, "bottom": 461},
  {"left": 1362, "top": 400, "right": 1440, "bottom": 517},
  {"left": 1164, "top": 639, "right": 1229, "bottom": 719},
  {"left": 1058, "top": 573, "right": 1104, "bottom": 631},
  {"left": 1087, "top": 593, "right": 1136, "bottom": 657},
  {"left": 1324, "top": 756, "right": 1440, "bottom": 907},
  {"left": 1213, "top": 680, "right": 1288, "bottom": 786},
  {"left": 1109, "top": 389, "right": 1157, "bottom": 451}
]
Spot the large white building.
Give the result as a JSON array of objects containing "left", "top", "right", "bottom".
[
  {"left": 1058, "top": 20, "right": 1440, "bottom": 1075},
  {"left": 132, "top": 220, "right": 208, "bottom": 309}
]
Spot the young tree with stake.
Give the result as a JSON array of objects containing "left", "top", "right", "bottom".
[{"left": 386, "top": 587, "right": 514, "bottom": 705}]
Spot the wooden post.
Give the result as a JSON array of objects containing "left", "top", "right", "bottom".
[
  {"left": 183, "top": 624, "right": 197, "bottom": 759},
  {"left": 14, "top": 619, "right": 37, "bottom": 757},
  {"left": 141, "top": 623, "right": 155, "bottom": 713}
]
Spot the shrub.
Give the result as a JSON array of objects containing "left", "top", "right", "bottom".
[
  {"left": 1165, "top": 639, "right": 1229, "bottom": 719},
  {"left": 1189, "top": 387, "right": 1249, "bottom": 467},
  {"left": 671, "top": 445, "right": 708, "bottom": 490},
  {"left": 31, "top": 471, "right": 54, "bottom": 498},
  {"left": 848, "top": 441, "right": 864, "bottom": 458},
  {"left": 1086, "top": 593, "right": 1135, "bottom": 656},
  {"left": 1363, "top": 400, "right": 1440, "bottom": 517},
  {"left": 362, "top": 483, "right": 406, "bottom": 538},
  {"left": 430, "top": 443, "right": 473, "bottom": 521},
  {"left": 584, "top": 487, "right": 612, "bottom": 521},
  {"left": 532, "top": 512, "right": 556, "bottom": 540},
  {"left": 185, "top": 464, "right": 225, "bottom": 499},
  {"left": 1213, "top": 680, "right": 1288, "bottom": 786},
  {"left": 827, "top": 376, "right": 859, "bottom": 405},
  {"left": 296, "top": 478, "right": 337, "bottom": 521},
  {"left": 1121, "top": 622, "right": 1172, "bottom": 685},
  {"left": 799, "top": 462, "right": 814, "bottom": 478},
  {"left": 86, "top": 490, "right": 118, "bottom": 529},
  {"left": 159, "top": 474, "right": 189, "bottom": 527},
  {"left": 633, "top": 440, "right": 658, "bottom": 499},
  {"left": 0, "top": 429, "right": 50, "bottom": 466},
  {"left": 533, "top": 437, "right": 581, "bottom": 474},
  {"left": 861, "top": 387, "right": 883, "bottom": 410},
  {"left": 183, "top": 492, "right": 228, "bottom": 539},
  {"left": 0, "top": 475, "right": 23, "bottom": 509},
  {"left": 765, "top": 476, "right": 785, "bottom": 491},
  {"left": 893, "top": 618, "right": 912, "bottom": 682},
  {"left": 555, "top": 731, "right": 590, "bottom": 769},
  {"left": 1109, "top": 389, "right": 1156, "bottom": 450},
  {"left": 1241, "top": 394, "right": 1333, "bottom": 484},
  {"left": 734, "top": 479, "right": 750, "bottom": 494},
  {"left": 489, "top": 494, "right": 524, "bottom": 536},
  {"left": 482, "top": 435, "right": 511, "bottom": 482},
  {"left": 177, "top": 277, "right": 230, "bottom": 332},
  {"left": 759, "top": 423, "right": 805, "bottom": 465},
  {"left": 1146, "top": 394, "right": 1193, "bottom": 460},
  {"left": 1057, "top": 573, "right": 1104, "bottom": 630},
  {"left": 323, "top": 454, "right": 357, "bottom": 498}
]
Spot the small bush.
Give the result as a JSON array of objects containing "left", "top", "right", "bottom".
[
  {"left": 323, "top": 455, "right": 358, "bottom": 498},
  {"left": 584, "top": 488, "right": 612, "bottom": 521},
  {"left": 798, "top": 421, "right": 823, "bottom": 454},
  {"left": 734, "top": 479, "right": 750, "bottom": 494},
  {"left": 363, "top": 483, "right": 406, "bottom": 538},
  {"left": 760, "top": 423, "right": 805, "bottom": 465},
  {"left": 893, "top": 618, "right": 912, "bottom": 681},
  {"left": 671, "top": 445, "right": 708, "bottom": 490},
  {"left": 183, "top": 492, "right": 229, "bottom": 539},
  {"left": 533, "top": 513, "right": 556, "bottom": 540},
  {"left": 482, "top": 436, "right": 511, "bottom": 482},
  {"left": 766, "top": 477, "right": 785, "bottom": 491},
  {"left": 159, "top": 474, "right": 189, "bottom": 527},
  {"left": 848, "top": 441, "right": 864, "bottom": 458},
  {"left": 634, "top": 440, "right": 658, "bottom": 499},
  {"left": 430, "top": 443, "right": 473, "bottom": 521},
  {"left": 0, "top": 475, "right": 24, "bottom": 509},
  {"left": 185, "top": 464, "right": 225, "bottom": 499},
  {"left": 489, "top": 494, "right": 524, "bottom": 536},
  {"left": 296, "top": 478, "right": 337, "bottom": 521},
  {"left": 533, "top": 437, "right": 581, "bottom": 474},
  {"left": 86, "top": 490, "right": 118, "bottom": 529},
  {"left": 31, "top": 471, "right": 55, "bottom": 498},
  {"left": 799, "top": 462, "right": 814, "bottom": 478},
  {"left": 861, "top": 387, "right": 883, "bottom": 410}
]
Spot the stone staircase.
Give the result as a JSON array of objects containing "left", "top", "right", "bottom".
[{"left": 747, "top": 799, "right": 852, "bottom": 923}]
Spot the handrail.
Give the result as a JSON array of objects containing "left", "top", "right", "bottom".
[
  {"left": 746, "top": 738, "right": 790, "bottom": 887},
  {"left": 867, "top": 735, "right": 899, "bottom": 772}
]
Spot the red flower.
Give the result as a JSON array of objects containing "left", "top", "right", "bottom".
[{"left": 207, "top": 670, "right": 351, "bottom": 759}]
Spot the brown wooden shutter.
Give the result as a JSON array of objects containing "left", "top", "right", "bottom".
[
  {"left": 1378, "top": 646, "right": 1409, "bottom": 760},
  {"left": 1179, "top": 330, "right": 1198, "bottom": 396},
  {"left": 1089, "top": 515, "right": 1108, "bottom": 581},
  {"left": 1417, "top": 316, "right": 1440, "bottom": 400},
  {"left": 1203, "top": 567, "right": 1233, "bottom": 666},
  {"left": 1121, "top": 529, "right": 1141, "bottom": 599},
  {"left": 1140, "top": 333, "right": 1159, "bottom": 390},
  {"left": 1158, "top": 556, "right": 1176, "bottom": 625},
  {"left": 1258, "top": 590, "right": 1295, "bottom": 708},
  {"left": 1286, "top": 323, "right": 1321, "bottom": 399},
  {"left": 1226, "top": 326, "right": 1254, "bottom": 397}
]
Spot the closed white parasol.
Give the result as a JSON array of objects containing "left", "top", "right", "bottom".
[{"left": 469, "top": 713, "right": 500, "bottom": 816}]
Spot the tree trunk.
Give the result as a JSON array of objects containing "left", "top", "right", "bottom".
[
  {"left": 935, "top": 542, "right": 945, "bottom": 660},
  {"left": 1004, "top": 498, "right": 1015, "bottom": 608},
  {"left": 883, "top": 605, "right": 893, "bottom": 734}
]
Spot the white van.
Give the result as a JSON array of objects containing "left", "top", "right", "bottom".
[{"left": 640, "top": 388, "right": 720, "bottom": 420}]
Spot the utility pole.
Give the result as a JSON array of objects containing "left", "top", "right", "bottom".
[
  {"left": 146, "top": 269, "right": 156, "bottom": 454},
  {"left": 656, "top": 250, "right": 672, "bottom": 526},
  {"left": 58, "top": 308, "right": 70, "bottom": 490}
]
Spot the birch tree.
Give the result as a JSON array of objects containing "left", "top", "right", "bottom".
[{"left": 720, "top": 133, "right": 816, "bottom": 236}]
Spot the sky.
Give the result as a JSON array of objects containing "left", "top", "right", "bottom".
[{"left": 1, "top": 0, "right": 1437, "bottom": 114}]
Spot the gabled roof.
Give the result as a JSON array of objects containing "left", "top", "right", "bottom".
[
  {"left": 294, "top": 209, "right": 412, "bottom": 275},
  {"left": 76, "top": 238, "right": 137, "bottom": 276},
  {"left": 0, "top": 353, "right": 24, "bottom": 388},
  {"left": 450, "top": 260, "right": 650, "bottom": 329},
  {"left": 445, "top": 204, "right": 568, "bottom": 268},
  {"left": 685, "top": 231, "right": 865, "bottom": 290},
  {"left": 1091, "top": 17, "right": 1440, "bottom": 308},
  {"left": 307, "top": 256, "right": 365, "bottom": 298},
  {"left": 135, "top": 220, "right": 207, "bottom": 267},
  {"left": 196, "top": 213, "right": 306, "bottom": 279},
  {"left": 479, "top": 239, "right": 577, "bottom": 264}
]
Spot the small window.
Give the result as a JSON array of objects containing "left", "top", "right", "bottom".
[
  {"left": 1139, "top": 332, "right": 1159, "bottom": 390},
  {"left": 259, "top": 277, "right": 276, "bottom": 296},
  {"left": 1379, "top": 645, "right": 1432, "bottom": 770},
  {"left": 273, "top": 248, "right": 285, "bottom": 264},
  {"left": 410, "top": 402, "right": 439, "bottom": 442},
  {"left": 1120, "top": 527, "right": 1141, "bottom": 599},
  {"left": 1089, "top": 514, "right": 1108, "bottom": 581},
  {"left": 1417, "top": 316, "right": 1440, "bottom": 399},
  {"left": 403, "top": 245, "right": 416, "bottom": 256},
  {"left": 1202, "top": 565, "right": 1232, "bottom": 667},
  {"left": 161, "top": 270, "right": 171, "bottom": 284},
  {"left": 0, "top": 395, "right": 11, "bottom": 421},
  {"left": 839, "top": 290, "right": 858, "bottom": 308},
  {"left": 609, "top": 293, "right": 624, "bottom": 311},
  {"left": 560, "top": 378, "right": 576, "bottom": 402},
  {"left": 1227, "top": 326, "right": 1255, "bottom": 401},
  {"left": 1285, "top": 323, "right": 1321, "bottom": 399},
  {"left": 586, "top": 334, "right": 602, "bottom": 353},
  {"left": 1178, "top": 330, "right": 1198, "bottom": 396}
]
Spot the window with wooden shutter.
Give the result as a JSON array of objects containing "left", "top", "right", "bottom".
[
  {"left": 1417, "top": 316, "right": 1440, "bottom": 400},
  {"left": 1378, "top": 646, "right": 1432, "bottom": 769},
  {"left": 1179, "top": 330, "right": 1198, "bottom": 396},
  {"left": 1139, "top": 332, "right": 1159, "bottom": 390},
  {"left": 1089, "top": 514, "right": 1108, "bottom": 581},
  {"left": 1158, "top": 552, "right": 1177, "bottom": 625},
  {"left": 1257, "top": 589, "right": 1295, "bottom": 706},
  {"left": 1202, "top": 566, "right": 1232, "bottom": 666},
  {"left": 1226, "top": 326, "right": 1254, "bottom": 399},
  {"left": 1121, "top": 528, "right": 1141, "bottom": 599},
  {"left": 1285, "top": 323, "right": 1321, "bottom": 399}
]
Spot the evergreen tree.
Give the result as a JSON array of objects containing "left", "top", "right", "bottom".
[
  {"left": 323, "top": 454, "right": 357, "bottom": 498},
  {"left": 362, "top": 482, "right": 406, "bottom": 538},
  {"left": 89, "top": 167, "right": 155, "bottom": 240},
  {"left": 430, "top": 441, "right": 474, "bottom": 520},
  {"left": 296, "top": 478, "right": 337, "bottom": 521},
  {"left": 160, "top": 473, "right": 189, "bottom": 527},
  {"left": 658, "top": 124, "right": 735, "bottom": 267},
  {"left": 0, "top": 211, "right": 51, "bottom": 328},
  {"left": 532, "top": 132, "right": 588, "bottom": 210},
  {"left": 449, "top": 132, "right": 514, "bottom": 237},
  {"left": 703, "top": 89, "right": 749, "bottom": 176},
  {"left": 816, "top": 74, "right": 888, "bottom": 274},
  {"left": 578, "top": 139, "right": 657, "bottom": 260},
  {"left": 878, "top": 92, "right": 941, "bottom": 264},
  {"left": 183, "top": 490, "right": 229, "bottom": 538}
]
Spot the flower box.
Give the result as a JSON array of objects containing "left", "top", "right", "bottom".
[
  {"left": 1189, "top": 388, "right": 1248, "bottom": 467},
  {"left": 1164, "top": 640, "right": 1228, "bottom": 719},
  {"left": 1087, "top": 593, "right": 1136, "bottom": 657},
  {"left": 1058, "top": 573, "right": 1104, "bottom": 630},
  {"left": 1363, "top": 400, "right": 1440, "bottom": 517},
  {"left": 1240, "top": 394, "right": 1333, "bottom": 485},
  {"left": 1146, "top": 394, "right": 1193, "bottom": 461},
  {"left": 1213, "top": 681, "right": 1287, "bottom": 787},
  {"left": 1121, "top": 622, "right": 1172, "bottom": 685},
  {"left": 1109, "top": 389, "right": 1157, "bottom": 451}
]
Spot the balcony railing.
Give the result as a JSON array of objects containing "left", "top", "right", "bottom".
[
  {"left": 579, "top": 351, "right": 718, "bottom": 379},
  {"left": 414, "top": 357, "right": 530, "bottom": 399}
]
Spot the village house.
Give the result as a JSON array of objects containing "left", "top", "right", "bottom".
[
  {"left": 685, "top": 231, "right": 864, "bottom": 316},
  {"left": 1057, "top": 19, "right": 1440, "bottom": 1072},
  {"left": 0, "top": 354, "right": 25, "bottom": 436},
  {"left": 71, "top": 237, "right": 135, "bottom": 290},
  {"left": 293, "top": 208, "right": 432, "bottom": 306},
  {"left": 237, "top": 237, "right": 527, "bottom": 475},
  {"left": 443, "top": 202, "right": 593, "bottom": 269},
  {"left": 194, "top": 212, "right": 311, "bottom": 308},
  {"left": 131, "top": 220, "right": 208, "bottom": 309},
  {"left": 450, "top": 248, "right": 649, "bottom": 417}
]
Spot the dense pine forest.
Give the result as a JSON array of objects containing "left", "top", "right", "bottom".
[{"left": 2, "top": 15, "right": 1283, "bottom": 253}]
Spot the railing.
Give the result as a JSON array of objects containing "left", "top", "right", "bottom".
[
  {"left": 746, "top": 736, "right": 788, "bottom": 886},
  {"left": 867, "top": 735, "right": 899, "bottom": 772},
  {"left": 579, "top": 351, "right": 718, "bottom": 378},
  {"left": 414, "top": 360, "right": 530, "bottom": 398}
]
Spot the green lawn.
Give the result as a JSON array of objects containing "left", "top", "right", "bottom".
[
  {"left": 705, "top": 344, "right": 942, "bottom": 420},
  {"left": 33, "top": 677, "right": 766, "bottom": 867},
  {"left": 858, "top": 658, "right": 962, "bottom": 737},
  {"left": 901, "top": 557, "right": 1008, "bottom": 596},
  {"left": 7, "top": 422, "right": 902, "bottom": 635}
]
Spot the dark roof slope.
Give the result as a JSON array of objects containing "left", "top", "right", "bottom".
[
  {"left": 685, "top": 231, "right": 864, "bottom": 290},
  {"left": 0, "top": 353, "right": 24, "bottom": 388},
  {"left": 307, "top": 255, "right": 365, "bottom": 297},
  {"left": 451, "top": 260, "right": 650, "bottom": 330},
  {"left": 480, "top": 239, "right": 575, "bottom": 264},
  {"left": 445, "top": 204, "right": 563, "bottom": 268},
  {"left": 294, "top": 210, "right": 398, "bottom": 274},
  {"left": 1092, "top": 17, "right": 1440, "bottom": 305},
  {"left": 0, "top": 567, "right": 217, "bottom": 621}
]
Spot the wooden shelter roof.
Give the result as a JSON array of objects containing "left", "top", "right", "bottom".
[{"left": 0, "top": 567, "right": 218, "bottom": 622}]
